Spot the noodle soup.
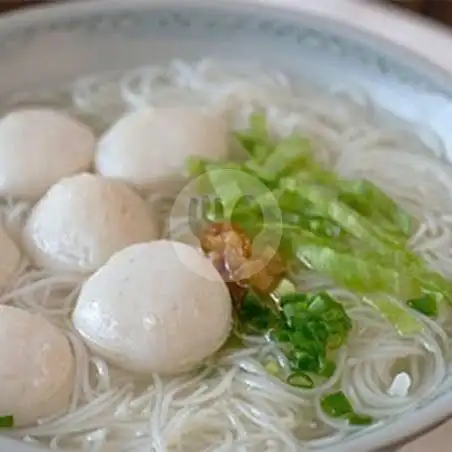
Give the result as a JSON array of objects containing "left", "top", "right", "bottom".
[{"left": 0, "top": 59, "right": 451, "bottom": 452}]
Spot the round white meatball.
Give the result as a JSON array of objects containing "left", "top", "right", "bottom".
[
  {"left": 72, "top": 240, "right": 232, "bottom": 375},
  {"left": 0, "top": 306, "right": 74, "bottom": 427},
  {"left": 95, "top": 107, "right": 229, "bottom": 192},
  {"left": 0, "top": 108, "right": 95, "bottom": 200},
  {"left": 23, "top": 173, "right": 159, "bottom": 273},
  {"left": 0, "top": 226, "right": 20, "bottom": 293}
]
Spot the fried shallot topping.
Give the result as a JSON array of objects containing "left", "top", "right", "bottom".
[{"left": 200, "top": 222, "right": 285, "bottom": 308}]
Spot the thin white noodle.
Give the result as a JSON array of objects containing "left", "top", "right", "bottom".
[{"left": 0, "top": 58, "right": 450, "bottom": 451}]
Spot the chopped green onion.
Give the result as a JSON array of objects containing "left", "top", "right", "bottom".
[
  {"left": 222, "top": 333, "right": 244, "bottom": 350},
  {"left": 408, "top": 293, "right": 438, "bottom": 317},
  {"left": 239, "top": 292, "right": 280, "bottom": 334},
  {"left": 321, "top": 392, "right": 373, "bottom": 426},
  {"left": 264, "top": 359, "right": 281, "bottom": 376},
  {"left": 240, "top": 290, "right": 351, "bottom": 386},
  {"left": 320, "top": 391, "right": 353, "bottom": 417},
  {"left": 319, "top": 360, "right": 336, "bottom": 378},
  {"left": 287, "top": 372, "right": 314, "bottom": 389},
  {"left": 0, "top": 415, "right": 13, "bottom": 428},
  {"left": 348, "top": 414, "right": 374, "bottom": 426}
]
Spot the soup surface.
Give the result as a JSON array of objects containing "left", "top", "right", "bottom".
[{"left": 0, "top": 59, "right": 452, "bottom": 452}]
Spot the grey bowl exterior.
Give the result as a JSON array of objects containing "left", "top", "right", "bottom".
[{"left": 1, "top": 0, "right": 452, "bottom": 451}]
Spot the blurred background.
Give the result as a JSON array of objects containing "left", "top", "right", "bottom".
[
  {"left": 1, "top": 1, "right": 452, "bottom": 26},
  {"left": 389, "top": 0, "right": 452, "bottom": 25}
]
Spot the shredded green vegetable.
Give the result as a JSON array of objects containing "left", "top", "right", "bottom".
[
  {"left": 0, "top": 415, "right": 13, "bottom": 428},
  {"left": 187, "top": 112, "right": 452, "bottom": 338},
  {"left": 321, "top": 391, "right": 373, "bottom": 426},
  {"left": 338, "top": 179, "right": 413, "bottom": 237},
  {"left": 256, "top": 135, "right": 312, "bottom": 179},
  {"left": 365, "top": 296, "right": 424, "bottom": 336},
  {"left": 274, "top": 278, "right": 297, "bottom": 298},
  {"left": 234, "top": 112, "right": 273, "bottom": 161},
  {"left": 292, "top": 239, "right": 422, "bottom": 299}
]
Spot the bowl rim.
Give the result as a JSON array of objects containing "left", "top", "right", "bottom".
[
  {"left": 1, "top": 1, "right": 452, "bottom": 451},
  {"left": 2, "top": 0, "right": 452, "bottom": 76}
]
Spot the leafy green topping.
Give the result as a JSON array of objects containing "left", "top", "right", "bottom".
[
  {"left": 280, "top": 177, "right": 405, "bottom": 253},
  {"left": 338, "top": 179, "right": 413, "bottom": 237},
  {"left": 235, "top": 112, "right": 273, "bottom": 161},
  {"left": 321, "top": 391, "right": 353, "bottom": 417},
  {"left": 187, "top": 112, "right": 452, "bottom": 337},
  {"left": 256, "top": 135, "right": 312, "bottom": 179},
  {"left": 186, "top": 156, "right": 210, "bottom": 178},
  {"left": 291, "top": 237, "right": 420, "bottom": 299},
  {"left": 239, "top": 291, "right": 352, "bottom": 378},
  {"left": 321, "top": 391, "right": 373, "bottom": 426},
  {"left": 273, "top": 278, "right": 297, "bottom": 298},
  {"left": 348, "top": 414, "right": 374, "bottom": 426},
  {"left": 365, "top": 296, "right": 424, "bottom": 335},
  {"left": 0, "top": 415, "right": 13, "bottom": 428},
  {"left": 287, "top": 371, "right": 314, "bottom": 389},
  {"left": 407, "top": 293, "right": 438, "bottom": 318}
]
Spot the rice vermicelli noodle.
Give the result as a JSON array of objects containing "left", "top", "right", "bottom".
[{"left": 1, "top": 59, "right": 452, "bottom": 451}]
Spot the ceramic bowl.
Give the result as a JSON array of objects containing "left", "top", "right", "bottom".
[{"left": 2, "top": 1, "right": 452, "bottom": 451}]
